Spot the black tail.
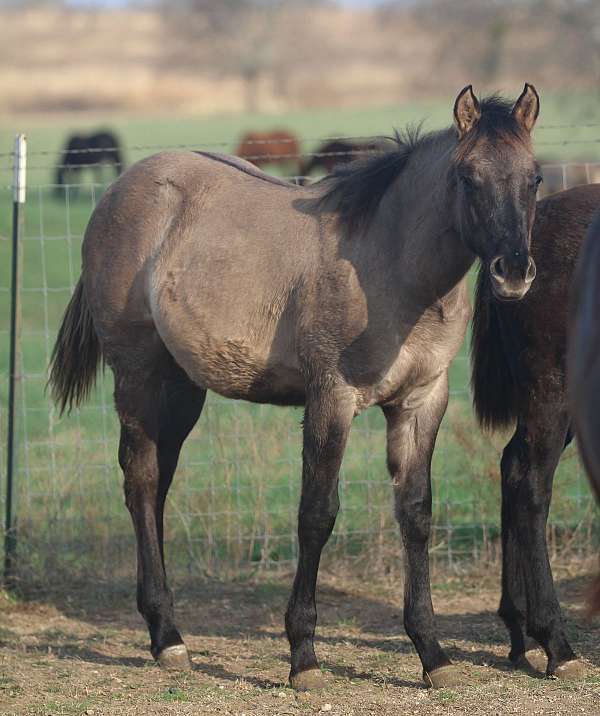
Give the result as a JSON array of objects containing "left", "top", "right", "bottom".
[
  {"left": 470, "top": 265, "right": 522, "bottom": 431},
  {"left": 48, "top": 279, "right": 102, "bottom": 415}
]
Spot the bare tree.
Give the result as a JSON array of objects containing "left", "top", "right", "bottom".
[{"left": 160, "top": 0, "right": 323, "bottom": 111}]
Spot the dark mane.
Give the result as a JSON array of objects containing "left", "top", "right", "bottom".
[
  {"left": 317, "top": 127, "right": 420, "bottom": 235},
  {"left": 470, "top": 263, "right": 527, "bottom": 431}
]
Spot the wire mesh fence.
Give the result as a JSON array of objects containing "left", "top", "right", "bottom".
[{"left": 1, "top": 133, "right": 599, "bottom": 589}]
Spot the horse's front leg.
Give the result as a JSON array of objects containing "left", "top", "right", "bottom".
[
  {"left": 383, "top": 372, "right": 460, "bottom": 688},
  {"left": 285, "top": 382, "right": 355, "bottom": 690}
]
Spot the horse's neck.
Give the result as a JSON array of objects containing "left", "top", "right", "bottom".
[{"left": 376, "top": 133, "right": 474, "bottom": 307}]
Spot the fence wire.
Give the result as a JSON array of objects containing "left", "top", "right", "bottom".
[{"left": 0, "top": 139, "right": 598, "bottom": 588}]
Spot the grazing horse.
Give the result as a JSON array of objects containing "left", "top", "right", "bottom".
[
  {"left": 298, "top": 139, "right": 384, "bottom": 182},
  {"left": 568, "top": 208, "right": 600, "bottom": 614},
  {"left": 49, "top": 85, "right": 540, "bottom": 689},
  {"left": 471, "top": 183, "right": 600, "bottom": 678},
  {"left": 55, "top": 130, "right": 124, "bottom": 189},
  {"left": 235, "top": 129, "right": 300, "bottom": 174}
]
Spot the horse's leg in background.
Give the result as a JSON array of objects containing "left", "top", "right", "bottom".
[
  {"left": 115, "top": 353, "right": 206, "bottom": 669},
  {"left": 285, "top": 383, "right": 354, "bottom": 690},
  {"left": 499, "top": 423, "right": 576, "bottom": 670},
  {"left": 93, "top": 161, "right": 104, "bottom": 186},
  {"left": 498, "top": 425, "right": 532, "bottom": 668},
  {"left": 383, "top": 373, "right": 458, "bottom": 688},
  {"left": 500, "top": 409, "right": 583, "bottom": 678},
  {"left": 66, "top": 166, "right": 81, "bottom": 199}
]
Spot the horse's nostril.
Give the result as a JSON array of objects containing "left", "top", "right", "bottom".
[
  {"left": 525, "top": 257, "right": 537, "bottom": 284},
  {"left": 490, "top": 256, "right": 506, "bottom": 282}
]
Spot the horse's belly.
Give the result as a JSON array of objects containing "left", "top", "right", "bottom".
[
  {"left": 151, "top": 274, "right": 304, "bottom": 405},
  {"left": 178, "top": 336, "right": 305, "bottom": 405}
]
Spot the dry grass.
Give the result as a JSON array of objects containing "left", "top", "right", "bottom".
[
  {"left": 1, "top": 4, "right": 598, "bottom": 118},
  {"left": 2, "top": 566, "right": 600, "bottom": 715}
]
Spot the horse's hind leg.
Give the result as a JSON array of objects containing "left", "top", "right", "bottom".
[
  {"left": 115, "top": 354, "right": 205, "bottom": 669},
  {"left": 500, "top": 409, "right": 583, "bottom": 678}
]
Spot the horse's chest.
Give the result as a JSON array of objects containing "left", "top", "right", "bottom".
[{"left": 355, "top": 300, "right": 470, "bottom": 410}]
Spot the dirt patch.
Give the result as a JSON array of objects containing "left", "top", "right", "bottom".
[{"left": 2, "top": 569, "right": 600, "bottom": 715}]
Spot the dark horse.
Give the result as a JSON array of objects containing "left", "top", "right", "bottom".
[
  {"left": 55, "top": 130, "right": 124, "bottom": 190},
  {"left": 569, "top": 207, "right": 600, "bottom": 614},
  {"left": 49, "top": 85, "right": 540, "bottom": 689},
  {"left": 298, "top": 139, "right": 384, "bottom": 182},
  {"left": 471, "top": 183, "right": 600, "bottom": 678}
]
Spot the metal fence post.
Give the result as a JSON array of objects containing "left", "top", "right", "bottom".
[{"left": 4, "top": 134, "right": 26, "bottom": 585}]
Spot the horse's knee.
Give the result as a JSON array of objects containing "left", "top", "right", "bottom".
[
  {"left": 297, "top": 488, "right": 339, "bottom": 548},
  {"left": 396, "top": 505, "right": 431, "bottom": 544},
  {"left": 394, "top": 474, "right": 432, "bottom": 544}
]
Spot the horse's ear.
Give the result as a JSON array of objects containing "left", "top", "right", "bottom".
[
  {"left": 453, "top": 85, "right": 481, "bottom": 138},
  {"left": 512, "top": 83, "right": 539, "bottom": 134}
]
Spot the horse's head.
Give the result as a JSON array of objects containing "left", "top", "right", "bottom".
[{"left": 452, "top": 84, "right": 541, "bottom": 301}]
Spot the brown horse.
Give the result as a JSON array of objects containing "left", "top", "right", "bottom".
[
  {"left": 49, "top": 85, "right": 540, "bottom": 689},
  {"left": 471, "top": 184, "right": 600, "bottom": 679},
  {"left": 568, "top": 207, "right": 600, "bottom": 614},
  {"left": 235, "top": 129, "right": 300, "bottom": 173}
]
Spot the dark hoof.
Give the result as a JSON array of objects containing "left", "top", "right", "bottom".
[
  {"left": 156, "top": 644, "right": 192, "bottom": 671},
  {"left": 423, "top": 665, "right": 462, "bottom": 689},
  {"left": 289, "top": 668, "right": 328, "bottom": 691},
  {"left": 551, "top": 659, "right": 587, "bottom": 681},
  {"left": 513, "top": 649, "right": 546, "bottom": 674}
]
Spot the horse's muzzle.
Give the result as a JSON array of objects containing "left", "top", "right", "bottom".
[{"left": 489, "top": 254, "right": 536, "bottom": 301}]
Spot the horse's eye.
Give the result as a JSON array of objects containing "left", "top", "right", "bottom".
[
  {"left": 460, "top": 175, "right": 474, "bottom": 191},
  {"left": 534, "top": 174, "right": 543, "bottom": 187}
]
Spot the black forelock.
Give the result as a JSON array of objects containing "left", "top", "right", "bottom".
[{"left": 472, "top": 94, "right": 525, "bottom": 141}]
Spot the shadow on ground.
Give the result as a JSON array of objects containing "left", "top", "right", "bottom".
[{"left": 4, "top": 568, "right": 600, "bottom": 684}]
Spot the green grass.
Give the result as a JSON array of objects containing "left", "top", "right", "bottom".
[{"left": 0, "top": 93, "right": 598, "bottom": 583}]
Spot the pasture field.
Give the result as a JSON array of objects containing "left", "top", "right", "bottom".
[
  {"left": 1, "top": 568, "right": 600, "bottom": 715},
  {"left": 0, "top": 93, "right": 599, "bottom": 583}
]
